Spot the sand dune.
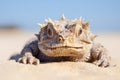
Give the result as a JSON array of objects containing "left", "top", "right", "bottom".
[{"left": 0, "top": 31, "right": 120, "bottom": 80}]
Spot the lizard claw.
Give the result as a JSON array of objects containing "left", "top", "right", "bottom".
[
  {"left": 18, "top": 56, "right": 40, "bottom": 65},
  {"left": 91, "top": 43, "right": 111, "bottom": 67},
  {"left": 93, "top": 56, "right": 110, "bottom": 67},
  {"left": 93, "top": 50, "right": 110, "bottom": 67}
]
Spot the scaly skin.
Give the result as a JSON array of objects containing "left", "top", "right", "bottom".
[{"left": 18, "top": 16, "right": 110, "bottom": 67}]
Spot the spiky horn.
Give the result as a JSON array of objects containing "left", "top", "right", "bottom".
[
  {"left": 47, "top": 18, "right": 54, "bottom": 25},
  {"left": 61, "top": 14, "right": 66, "bottom": 20},
  {"left": 79, "top": 16, "right": 84, "bottom": 22},
  {"left": 38, "top": 23, "right": 44, "bottom": 28}
]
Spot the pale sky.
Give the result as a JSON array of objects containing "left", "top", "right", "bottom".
[{"left": 0, "top": 0, "right": 120, "bottom": 32}]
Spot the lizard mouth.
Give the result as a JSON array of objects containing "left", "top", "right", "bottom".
[
  {"left": 39, "top": 45, "right": 84, "bottom": 57},
  {"left": 45, "top": 46, "right": 83, "bottom": 50},
  {"left": 38, "top": 41, "right": 83, "bottom": 50}
]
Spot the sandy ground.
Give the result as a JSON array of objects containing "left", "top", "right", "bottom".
[{"left": 0, "top": 31, "right": 120, "bottom": 80}]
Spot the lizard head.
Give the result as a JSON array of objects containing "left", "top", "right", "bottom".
[{"left": 37, "top": 16, "right": 97, "bottom": 57}]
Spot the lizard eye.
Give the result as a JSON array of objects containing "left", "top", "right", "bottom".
[
  {"left": 78, "top": 28, "right": 82, "bottom": 35},
  {"left": 47, "top": 26, "right": 54, "bottom": 37}
]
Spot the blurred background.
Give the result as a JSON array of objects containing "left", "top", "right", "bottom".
[{"left": 0, "top": 0, "right": 120, "bottom": 33}]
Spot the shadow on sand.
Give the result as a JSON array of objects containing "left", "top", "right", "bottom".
[{"left": 9, "top": 53, "right": 21, "bottom": 62}]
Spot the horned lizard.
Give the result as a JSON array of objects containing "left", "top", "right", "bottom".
[{"left": 18, "top": 15, "right": 110, "bottom": 67}]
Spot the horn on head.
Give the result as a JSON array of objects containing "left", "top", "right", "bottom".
[
  {"left": 61, "top": 14, "right": 66, "bottom": 20},
  {"left": 47, "top": 18, "right": 54, "bottom": 25},
  {"left": 38, "top": 23, "right": 44, "bottom": 28},
  {"left": 79, "top": 16, "right": 84, "bottom": 22}
]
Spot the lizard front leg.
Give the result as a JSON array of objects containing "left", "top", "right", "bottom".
[
  {"left": 90, "top": 43, "right": 111, "bottom": 67},
  {"left": 18, "top": 40, "right": 40, "bottom": 65}
]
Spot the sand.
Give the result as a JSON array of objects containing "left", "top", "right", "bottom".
[{"left": 0, "top": 31, "right": 120, "bottom": 80}]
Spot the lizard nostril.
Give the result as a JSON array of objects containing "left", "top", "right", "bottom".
[{"left": 58, "top": 35, "right": 64, "bottom": 43}]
